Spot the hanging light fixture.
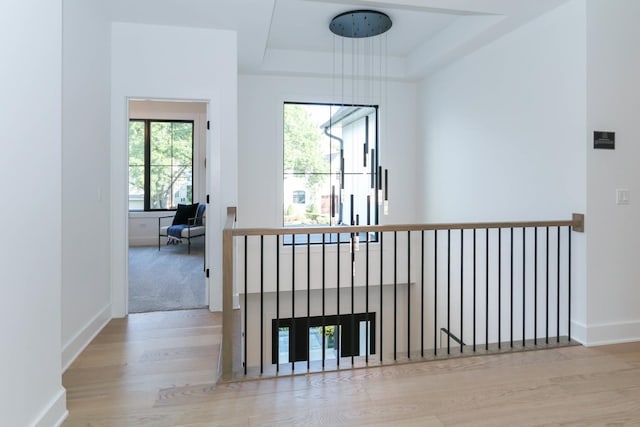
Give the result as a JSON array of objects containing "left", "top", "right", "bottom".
[
  {"left": 329, "top": 9, "right": 392, "bottom": 227},
  {"left": 329, "top": 9, "right": 392, "bottom": 106},
  {"left": 329, "top": 9, "right": 392, "bottom": 39}
]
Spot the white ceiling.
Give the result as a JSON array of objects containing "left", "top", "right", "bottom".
[{"left": 107, "top": 0, "right": 569, "bottom": 80}]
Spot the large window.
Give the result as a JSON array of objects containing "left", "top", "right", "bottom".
[
  {"left": 272, "top": 313, "right": 376, "bottom": 364},
  {"left": 129, "top": 119, "right": 194, "bottom": 211},
  {"left": 283, "top": 103, "right": 379, "bottom": 240}
]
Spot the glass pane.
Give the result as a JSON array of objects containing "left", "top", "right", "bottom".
[
  {"left": 128, "top": 121, "right": 145, "bottom": 166},
  {"left": 278, "top": 327, "right": 289, "bottom": 364},
  {"left": 149, "top": 165, "right": 172, "bottom": 209},
  {"left": 308, "top": 325, "right": 338, "bottom": 361},
  {"left": 283, "top": 173, "right": 330, "bottom": 226},
  {"left": 284, "top": 104, "right": 331, "bottom": 175},
  {"left": 172, "top": 167, "right": 193, "bottom": 206},
  {"left": 150, "top": 122, "right": 172, "bottom": 166},
  {"left": 172, "top": 122, "right": 193, "bottom": 165},
  {"left": 328, "top": 106, "right": 376, "bottom": 174},
  {"left": 128, "top": 165, "right": 144, "bottom": 210},
  {"left": 340, "top": 174, "right": 375, "bottom": 226}
]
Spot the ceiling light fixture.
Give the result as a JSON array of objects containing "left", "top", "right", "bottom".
[
  {"left": 329, "top": 9, "right": 392, "bottom": 219},
  {"left": 329, "top": 9, "right": 392, "bottom": 38}
]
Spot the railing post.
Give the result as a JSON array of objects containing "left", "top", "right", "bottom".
[{"left": 222, "top": 207, "right": 237, "bottom": 381}]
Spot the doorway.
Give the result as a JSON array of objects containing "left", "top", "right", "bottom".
[{"left": 126, "top": 99, "right": 209, "bottom": 313}]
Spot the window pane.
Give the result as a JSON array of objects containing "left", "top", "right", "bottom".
[
  {"left": 278, "top": 327, "right": 289, "bottom": 364},
  {"left": 150, "top": 122, "right": 172, "bottom": 166},
  {"left": 128, "top": 121, "right": 145, "bottom": 166},
  {"left": 284, "top": 173, "right": 330, "bottom": 226},
  {"left": 128, "top": 165, "right": 144, "bottom": 210},
  {"left": 172, "top": 166, "right": 193, "bottom": 206},
  {"left": 128, "top": 121, "right": 145, "bottom": 210},
  {"left": 172, "top": 122, "right": 193, "bottom": 165},
  {"left": 149, "top": 165, "right": 172, "bottom": 209}
]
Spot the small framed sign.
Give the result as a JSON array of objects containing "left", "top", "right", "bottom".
[{"left": 594, "top": 131, "right": 615, "bottom": 149}]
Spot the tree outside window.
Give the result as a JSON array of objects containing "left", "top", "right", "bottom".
[{"left": 128, "top": 120, "right": 194, "bottom": 211}]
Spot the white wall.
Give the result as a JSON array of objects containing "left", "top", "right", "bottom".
[
  {"left": 238, "top": 74, "right": 419, "bottom": 228},
  {"left": 585, "top": 0, "right": 640, "bottom": 344},
  {"left": 61, "top": 0, "right": 112, "bottom": 371},
  {"left": 418, "top": 1, "right": 588, "bottom": 340},
  {"left": 111, "top": 23, "right": 237, "bottom": 314},
  {"left": 0, "top": 1, "right": 68, "bottom": 426},
  {"left": 128, "top": 100, "right": 208, "bottom": 246}
]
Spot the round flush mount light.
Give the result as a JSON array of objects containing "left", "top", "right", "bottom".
[{"left": 329, "top": 10, "right": 392, "bottom": 38}]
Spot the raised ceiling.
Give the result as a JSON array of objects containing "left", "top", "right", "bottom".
[{"left": 107, "top": 0, "right": 569, "bottom": 80}]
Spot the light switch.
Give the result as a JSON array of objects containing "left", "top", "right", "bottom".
[{"left": 616, "top": 189, "right": 630, "bottom": 205}]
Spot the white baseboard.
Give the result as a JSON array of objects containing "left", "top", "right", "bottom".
[
  {"left": 574, "top": 319, "right": 640, "bottom": 346},
  {"left": 62, "top": 303, "right": 112, "bottom": 372},
  {"left": 570, "top": 320, "right": 587, "bottom": 345},
  {"left": 32, "top": 386, "right": 67, "bottom": 427}
]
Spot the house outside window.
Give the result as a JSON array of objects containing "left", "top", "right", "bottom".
[
  {"left": 292, "top": 190, "right": 306, "bottom": 204},
  {"left": 128, "top": 119, "right": 194, "bottom": 211}
]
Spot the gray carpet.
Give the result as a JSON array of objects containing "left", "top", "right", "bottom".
[{"left": 128, "top": 239, "right": 206, "bottom": 313}]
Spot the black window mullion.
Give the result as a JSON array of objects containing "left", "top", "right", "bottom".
[{"left": 144, "top": 120, "right": 151, "bottom": 211}]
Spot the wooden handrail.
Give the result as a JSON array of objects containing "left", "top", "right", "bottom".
[
  {"left": 231, "top": 213, "right": 584, "bottom": 237},
  {"left": 221, "top": 207, "right": 237, "bottom": 381}
]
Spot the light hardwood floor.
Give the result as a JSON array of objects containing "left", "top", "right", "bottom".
[{"left": 63, "top": 309, "right": 640, "bottom": 426}]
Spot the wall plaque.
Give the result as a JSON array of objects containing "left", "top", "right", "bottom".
[{"left": 594, "top": 131, "right": 615, "bottom": 149}]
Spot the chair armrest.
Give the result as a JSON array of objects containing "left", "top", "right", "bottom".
[{"left": 158, "top": 215, "right": 176, "bottom": 230}]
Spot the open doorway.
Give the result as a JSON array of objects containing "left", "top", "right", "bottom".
[{"left": 126, "top": 99, "right": 209, "bottom": 313}]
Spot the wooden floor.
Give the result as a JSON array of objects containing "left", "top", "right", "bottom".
[{"left": 63, "top": 309, "right": 640, "bottom": 426}]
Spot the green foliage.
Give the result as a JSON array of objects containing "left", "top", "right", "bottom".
[
  {"left": 128, "top": 121, "right": 145, "bottom": 196},
  {"left": 286, "top": 204, "right": 295, "bottom": 216},
  {"left": 283, "top": 105, "right": 329, "bottom": 191}
]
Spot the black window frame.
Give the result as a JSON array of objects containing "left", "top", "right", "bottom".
[
  {"left": 283, "top": 101, "right": 381, "bottom": 244},
  {"left": 272, "top": 312, "right": 376, "bottom": 364},
  {"left": 128, "top": 118, "right": 195, "bottom": 212}
]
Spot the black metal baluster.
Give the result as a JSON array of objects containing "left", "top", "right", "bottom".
[
  {"left": 366, "top": 228, "right": 370, "bottom": 364},
  {"left": 557, "top": 226, "right": 561, "bottom": 343},
  {"left": 498, "top": 228, "right": 502, "bottom": 349},
  {"left": 510, "top": 227, "right": 513, "bottom": 348},
  {"left": 568, "top": 226, "right": 572, "bottom": 342},
  {"left": 522, "top": 227, "right": 526, "bottom": 347},
  {"left": 434, "top": 230, "right": 438, "bottom": 356},
  {"left": 307, "top": 234, "right": 311, "bottom": 371},
  {"left": 379, "top": 232, "right": 384, "bottom": 363},
  {"left": 260, "top": 235, "right": 264, "bottom": 374},
  {"left": 473, "top": 229, "right": 476, "bottom": 352},
  {"left": 322, "top": 233, "right": 326, "bottom": 368},
  {"left": 486, "top": 228, "right": 489, "bottom": 351},
  {"left": 244, "top": 236, "right": 248, "bottom": 376},
  {"left": 546, "top": 226, "right": 549, "bottom": 344},
  {"left": 351, "top": 229, "right": 355, "bottom": 366},
  {"left": 276, "top": 235, "right": 280, "bottom": 372},
  {"left": 291, "top": 234, "right": 295, "bottom": 372},
  {"left": 337, "top": 232, "right": 340, "bottom": 367},
  {"left": 534, "top": 228, "right": 537, "bottom": 346},
  {"left": 408, "top": 230, "right": 411, "bottom": 359},
  {"left": 421, "top": 230, "right": 425, "bottom": 358},
  {"left": 447, "top": 229, "right": 451, "bottom": 355},
  {"left": 460, "top": 229, "right": 464, "bottom": 354},
  {"left": 393, "top": 231, "right": 397, "bottom": 361}
]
